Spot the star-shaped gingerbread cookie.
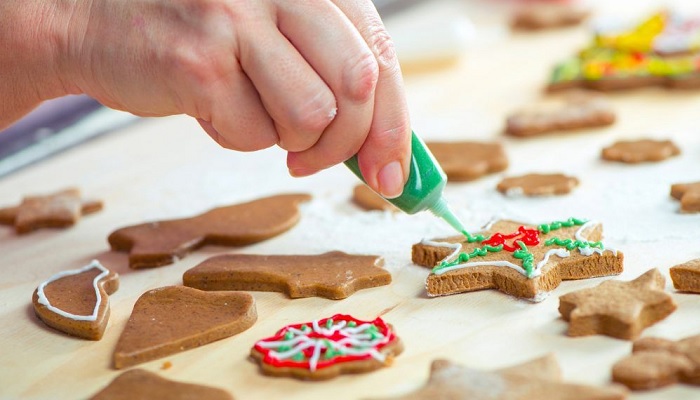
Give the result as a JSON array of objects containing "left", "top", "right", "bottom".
[
  {"left": 412, "top": 218, "right": 623, "bottom": 301},
  {"left": 497, "top": 173, "right": 579, "bottom": 196},
  {"left": 183, "top": 251, "right": 391, "bottom": 300},
  {"left": 670, "top": 259, "right": 700, "bottom": 293},
  {"left": 0, "top": 188, "right": 103, "bottom": 234},
  {"left": 373, "top": 354, "right": 626, "bottom": 400},
  {"left": 89, "top": 369, "right": 233, "bottom": 400},
  {"left": 671, "top": 181, "right": 700, "bottom": 213},
  {"left": 612, "top": 334, "right": 700, "bottom": 390},
  {"left": 559, "top": 268, "right": 677, "bottom": 340},
  {"left": 108, "top": 193, "right": 311, "bottom": 268},
  {"left": 602, "top": 139, "right": 680, "bottom": 163},
  {"left": 426, "top": 141, "right": 508, "bottom": 182}
]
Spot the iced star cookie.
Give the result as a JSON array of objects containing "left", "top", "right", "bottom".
[
  {"left": 612, "top": 334, "right": 700, "bottom": 390},
  {"left": 497, "top": 173, "right": 579, "bottom": 196},
  {"left": 32, "top": 260, "right": 118, "bottom": 340},
  {"left": 251, "top": 314, "right": 403, "bottom": 380},
  {"left": 113, "top": 286, "right": 256, "bottom": 369},
  {"left": 670, "top": 181, "right": 700, "bottom": 213},
  {"left": 602, "top": 139, "right": 680, "bottom": 163},
  {"left": 183, "top": 251, "right": 391, "bottom": 300},
  {"left": 412, "top": 218, "right": 623, "bottom": 301},
  {"left": 373, "top": 354, "right": 626, "bottom": 400},
  {"left": 89, "top": 369, "right": 233, "bottom": 400},
  {"left": 505, "top": 92, "right": 615, "bottom": 137},
  {"left": 0, "top": 188, "right": 102, "bottom": 234},
  {"left": 547, "top": 11, "right": 700, "bottom": 92},
  {"left": 559, "top": 269, "right": 676, "bottom": 340},
  {"left": 108, "top": 193, "right": 311, "bottom": 268}
]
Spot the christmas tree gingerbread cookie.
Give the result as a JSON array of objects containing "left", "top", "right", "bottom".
[
  {"left": 250, "top": 314, "right": 403, "bottom": 380},
  {"left": 412, "top": 218, "right": 623, "bottom": 301}
]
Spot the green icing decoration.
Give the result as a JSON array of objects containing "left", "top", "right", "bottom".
[
  {"left": 278, "top": 345, "right": 291, "bottom": 352},
  {"left": 513, "top": 241, "right": 535, "bottom": 277},
  {"left": 292, "top": 352, "right": 305, "bottom": 361},
  {"left": 551, "top": 58, "right": 583, "bottom": 83},
  {"left": 325, "top": 318, "right": 334, "bottom": 329},
  {"left": 545, "top": 237, "right": 603, "bottom": 251},
  {"left": 347, "top": 321, "right": 357, "bottom": 328},
  {"left": 432, "top": 244, "right": 503, "bottom": 273},
  {"left": 462, "top": 230, "right": 485, "bottom": 243},
  {"left": 538, "top": 218, "right": 587, "bottom": 234}
]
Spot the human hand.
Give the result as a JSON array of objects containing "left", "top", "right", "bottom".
[{"left": 54, "top": 0, "right": 411, "bottom": 197}]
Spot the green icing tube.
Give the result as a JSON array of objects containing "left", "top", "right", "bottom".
[{"left": 344, "top": 131, "right": 467, "bottom": 236}]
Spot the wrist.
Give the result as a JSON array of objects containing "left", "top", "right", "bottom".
[{"left": 0, "top": 0, "right": 82, "bottom": 127}]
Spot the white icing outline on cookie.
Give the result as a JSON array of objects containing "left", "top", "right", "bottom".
[
  {"left": 36, "top": 260, "right": 110, "bottom": 321},
  {"left": 424, "top": 220, "right": 617, "bottom": 279}
]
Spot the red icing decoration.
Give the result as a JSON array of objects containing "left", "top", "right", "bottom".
[
  {"left": 481, "top": 226, "right": 541, "bottom": 252},
  {"left": 253, "top": 314, "right": 396, "bottom": 370}
]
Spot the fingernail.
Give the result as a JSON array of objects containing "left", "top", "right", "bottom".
[
  {"left": 289, "top": 168, "right": 318, "bottom": 177},
  {"left": 377, "top": 161, "right": 404, "bottom": 199}
]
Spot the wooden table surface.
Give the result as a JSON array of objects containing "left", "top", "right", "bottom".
[{"left": 3, "top": 1, "right": 700, "bottom": 399}]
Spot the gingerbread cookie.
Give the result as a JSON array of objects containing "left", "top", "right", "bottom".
[
  {"left": 32, "top": 260, "right": 118, "bottom": 340},
  {"left": 670, "top": 181, "right": 700, "bottom": 213},
  {"left": 505, "top": 92, "right": 615, "bottom": 137},
  {"left": 251, "top": 314, "right": 403, "bottom": 380},
  {"left": 497, "top": 173, "right": 579, "bottom": 196},
  {"left": 352, "top": 185, "right": 396, "bottom": 211},
  {"left": 512, "top": 4, "right": 590, "bottom": 31},
  {"left": 547, "top": 12, "right": 700, "bottom": 92},
  {"left": 113, "top": 286, "right": 256, "bottom": 369},
  {"left": 612, "top": 334, "right": 700, "bottom": 390},
  {"left": 559, "top": 268, "right": 676, "bottom": 340},
  {"left": 601, "top": 139, "right": 681, "bottom": 163},
  {"left": 108, "top": 193, "right": 311, "bottom": 268},
  {"left": 373, "top": 354, "right": 626, "bottom": 399},
  {"left": 0, "top": 188, "right": 102, "bottom": 234},
  {"left": 412, "top": 218, "right": 623, "bottom": 301},
  {"left": 184, "top": 251, "right": 391, "bottom": 300},
  {"left": 426, "top": 141, "right": 508, "bottom": 181},
  {"left": 89, "top": 369, "right": 233, "bottom": 400},
  {"left": 670, "top": 259, "right": 700, "bottom": 293}
]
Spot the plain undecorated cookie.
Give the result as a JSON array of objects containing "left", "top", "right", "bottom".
[
  {"left": 613, "top": 335, "right": 700, "bottom": 390},
  {"left": 497, "top": 173, "right": 579, "bottom": 196},
  {"left": 114, "top": 286, "right": 256, "bottom": 369},
  {"left": 184, "top": 251, "right": 391, "bottom": 299},
  {"left": 0, "top": 188, "right": 102, "bottom": 234},
  {"left": 670, "top": 181, "right": 700, "bottom": 213},
  {"left": 512, "top": 4, "right": 590, "bottom": 30},
  {"left": 559, "top": 268, "right": 676, "bottom": 340},
  {"left": 371, "top": 354, "right": 626, "bottom": 399},
  {"left": 108, "top": 193, "right": 311, "bottom": 268},
  {"left": 426, "top": 141, "right": 508, "bottom": 181},
  {"left": 352, "top": 185, "right": 396, "bottom": 211},
  {"left": 89, "top": 369, "right": 233, "bottom": 400},
  {"left": 670, "top": 259, "right": 700, "bottom": 293},
  {"left": 33, "top": 260, "right": 118, "bottom": 340},
  {"left": 602, "top": 139, "right": 680, "bottom": 163},
  {"left": 505, "top": 92, "right": 615, "bottom": 137}
]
